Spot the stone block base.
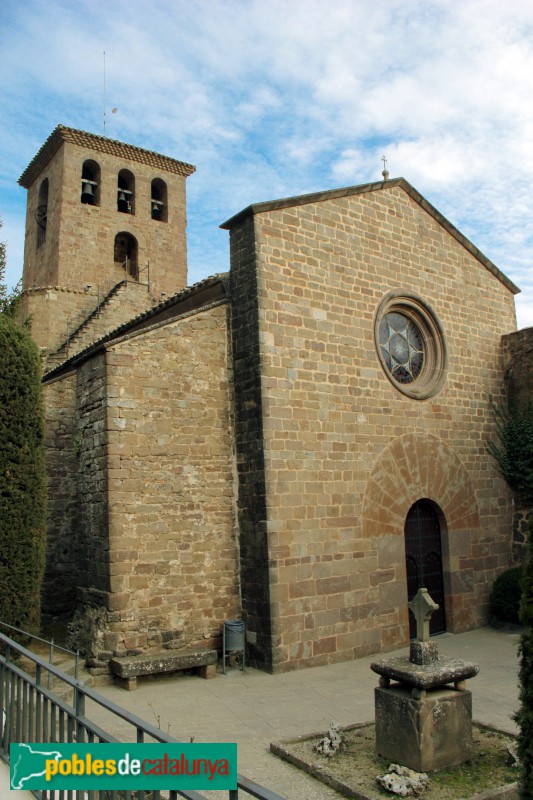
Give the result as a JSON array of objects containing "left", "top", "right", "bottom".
[{"left": 375, "top": 685, "right": 473, "bottom": 772}]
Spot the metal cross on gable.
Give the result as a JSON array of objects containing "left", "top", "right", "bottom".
[{"left": 408, "top": 588, "right": 439, "bottom": 643}]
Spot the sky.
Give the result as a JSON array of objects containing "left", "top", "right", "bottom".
[{"left": 1, "top": 0, "right": 533, "bottom": 328}]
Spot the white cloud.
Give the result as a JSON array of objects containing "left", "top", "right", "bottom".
[{"left": 1, "top": 0, "right": 533, "bottom": 326}]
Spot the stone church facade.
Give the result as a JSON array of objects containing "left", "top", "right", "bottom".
[{"left": 17, "top": 126, "right": 522, "bottom": 673}]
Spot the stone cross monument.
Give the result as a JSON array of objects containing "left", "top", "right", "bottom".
[
  {"left": 408, "top": 587, "right": 439, "bottom": 667},
  {"left": 370, "top": 588, "right": 479, "bottom": 772},
  {"left": 408, "top": 587, "right": 438, "bottom": 642}
]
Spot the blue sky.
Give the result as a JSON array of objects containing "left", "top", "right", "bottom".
[{"left": 1, "top": 0, "right": 533, "bottom": 327}]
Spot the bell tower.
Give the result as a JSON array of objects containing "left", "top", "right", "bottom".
[{"left": 18, "top": 125, "right": 195, "bottom": 354}]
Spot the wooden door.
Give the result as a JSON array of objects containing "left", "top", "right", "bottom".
[{"left": 405, "top": 499, "right": 446, "bottom": 637}]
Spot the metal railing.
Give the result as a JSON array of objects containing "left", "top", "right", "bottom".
[
  {"left": 0, "top": 620, "right": 80, "bottom": 683},
  {"left": 0, "top": 631, "right": 286, "bottom": 800}
]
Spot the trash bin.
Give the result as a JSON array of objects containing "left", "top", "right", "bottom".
[{"left": 223, "top": 619, "right": 245, "bottom": 674}]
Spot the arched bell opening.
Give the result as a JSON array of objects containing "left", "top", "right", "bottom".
[
  {"left": 117, "top": 169, "right": 135, "bottom": 214},
  {"left": 36, "top": 178, "right": 49, "bottom": 249},
  {"left": 151, "top": 178, "right": 168, "bottom": 222},
  {"left": 114, "top": 232, "right": 138, "bottom": 280},
  {"left": 81, "top": 160, "right": 100, "bottom": 206}
]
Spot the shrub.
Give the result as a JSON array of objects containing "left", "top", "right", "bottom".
[{"left": 490, "top": 566, "right": 524, "bottom": 624}]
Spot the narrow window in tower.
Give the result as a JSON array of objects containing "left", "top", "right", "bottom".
[
  {"left": 81, "top": 160, "right": 100, "bottom": 206},
  {"left": 36, "top": 178, "right": 49, "bottom": 249},
  {"left": 151, "top": 178, "right": 168, "bottom": 222},
  {"left": 117, "top": 169, "right": 135, "bottom": 214}
]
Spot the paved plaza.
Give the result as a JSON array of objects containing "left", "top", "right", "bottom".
[{"left": 0, "top": 625, "right": 521, "bottom": 799}]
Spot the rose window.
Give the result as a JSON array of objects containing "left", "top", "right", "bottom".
[
  {"left": 374, "top": 291, "right": 448, "bottom": 400},
  {"left": 378, "top": 312, "right": 424, "bottom": 384}
]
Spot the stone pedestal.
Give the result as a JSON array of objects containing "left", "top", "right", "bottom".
[
  {"left": 375, "top": 685, "right": 473, "bottom": 772},
  {"left": 371, "top": 590, "right": 479, "bottom": 773}
]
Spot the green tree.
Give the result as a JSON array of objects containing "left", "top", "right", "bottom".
[
  {"left": 0, "top": 227, "right": 6, "bottom": 310},
  {"left": 515, "top": 517, "right": 533, "bottom": 798},
  {"left": 0, "top": 218, "right": 46, "bottom": 634},
  {"left": 0, "top": 224, "right": 21, "bottom": 317}
]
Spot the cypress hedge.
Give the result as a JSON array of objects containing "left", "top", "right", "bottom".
[{"left": 0, "top": 234, "right": 46, "bottom": 635}]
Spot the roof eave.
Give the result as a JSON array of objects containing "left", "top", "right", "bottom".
[{"left": 19, "top": 125, "right": 196, "bottom": 188}]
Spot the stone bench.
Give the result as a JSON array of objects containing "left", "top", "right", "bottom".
[{"left": 110, "top": 649, "right": 218, "bottom": 690}]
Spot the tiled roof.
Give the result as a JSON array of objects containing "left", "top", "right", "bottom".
[{"left": 19, "top": 125, "right": 196, "bottom": 188}]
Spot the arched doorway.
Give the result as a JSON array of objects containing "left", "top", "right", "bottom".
[{"left": 405, "top": 499, "right": 446, "bottom": 638}]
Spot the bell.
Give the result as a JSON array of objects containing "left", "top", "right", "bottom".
[
  {"left": 152, "top": 200, "right": 161, "bottom": 213},
  {"left": 81, "top": 181, "right": 94, "bottom": 199},
  {"left": 118, "top": 190, "right": 127, "bottom": 203}
]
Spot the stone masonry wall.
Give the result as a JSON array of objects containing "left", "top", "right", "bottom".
[
  {"left": 76, "top": 352, "right": 110, "bottom": 597},
  {"left": 46, "top": 281, "right": 155, "bottom": 367},
  {"left": 44, "top": 354, "right": 111, "bottom": 655},
  {"left": 235, "top": 184, "right": 516, "bottom": 671},
  {"left": 42, "top": 372, "right": 80, "bottom": 621},
  {"left": 20, "top": 288, "right": 100, "bottom": 359},
  {"left": 22, "top": 143, "right": 64, "bottom": 290},
  {"left": 62, "top": 353, "right": 112, "bottom": 661},
  {"left": 228, "top": 217, "right": 273, "bottom": 670},
  {"left": 502, "top": 326, "right": 533, "bottom": 562},
  {"left": 503, "top": 327, "right": 533, "bottom": 408},
  {"left": 21, "top": 282, "right": 154, "bottom": 365},
  {"left": 100, "top": 301, "right": 239, "bottom": 658}
]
